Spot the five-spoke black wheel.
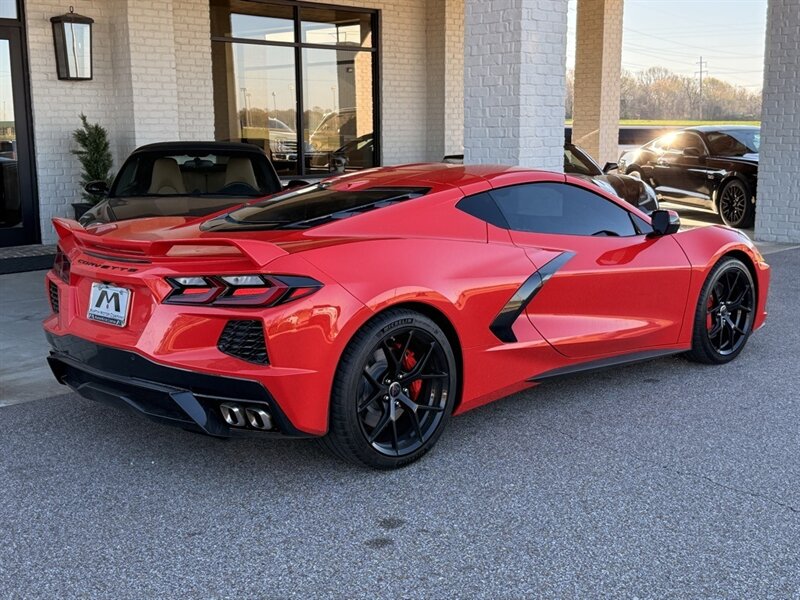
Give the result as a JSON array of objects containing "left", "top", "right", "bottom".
[
  {"left": 322, "top": 309, "right": 457, "bottom": 468},
  {"left": 718, "top": 179, "right": 755, "bottom": 229},
  {"left": 686, "top": 257, "right": 756, "bottom": 364}
]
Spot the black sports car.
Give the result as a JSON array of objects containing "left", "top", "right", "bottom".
[
  {"left": 443, "top": 144, "right": 659, "bottom": 214},
  {"left": 79, "top": 142, "right": 283, "bottom": 226},
  {"left": 618, "top": 126, "right": 759, "bottom": 228}
]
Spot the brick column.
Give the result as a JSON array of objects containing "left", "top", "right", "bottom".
[
  {"left": 426, "top": 0, "right": 464, "bottom": 161},
  {"left": 756, "top": 0, "right": 800, "bottom": 242},
  {"left": 119, "top": 0, "right": 214, "bottom": 148},
  {"left": 463, "top": 0, "right": 569, "bottom": 171},
  {"left": 572, "top": 0, "right": 623, "bottom": 167}
]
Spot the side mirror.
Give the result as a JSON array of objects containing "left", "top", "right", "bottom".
[
  {"left": 284, "top": 179, "right": 309, "bottom": 190},
  {"left": 649, "top": 209, "right": 681, "bottom": 237},
  {"left": 331, "top": 154, "right": 348, "bottom": 174},
  {"left": 84, "top": 180, "right": 109, "bottom": 196},
  {"left": 682, "top": 147, "right": 703, "bottom": 158},
  {"left": 602, "top": 162, "right": 618, "bottom": 174}
]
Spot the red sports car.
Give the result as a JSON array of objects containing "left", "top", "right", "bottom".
[{"left": 44, "top": 164, "right": 770, "bottom": 468}]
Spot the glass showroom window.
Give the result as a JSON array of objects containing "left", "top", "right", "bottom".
[{"left": 211, "top": 0, "right": 379, "bottom": 177}]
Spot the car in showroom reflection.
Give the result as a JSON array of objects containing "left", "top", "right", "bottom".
[
  {"left": 618, "top": 126, "right": 759, "bottom": 229},
  {"left": 310, "top": 132, "right": 375, "bottom": 172}
]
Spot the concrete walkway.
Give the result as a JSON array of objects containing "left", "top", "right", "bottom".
[{"left": 0, "top": 270, "right": 65, "bottom": 406}]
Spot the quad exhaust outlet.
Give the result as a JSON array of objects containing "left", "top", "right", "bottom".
[{"left": 219, "top": 403, "right": 273, "bottom": 431}]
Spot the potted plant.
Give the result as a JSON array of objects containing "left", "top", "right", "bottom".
[{"left": 71, "top": 113, "right": 113, "bottom": 220}]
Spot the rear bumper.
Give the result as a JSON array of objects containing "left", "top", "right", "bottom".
[{"left": 46, "top": 333, "right": 311, "bottom": 438}]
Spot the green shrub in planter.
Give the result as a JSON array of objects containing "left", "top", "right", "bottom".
[{"left": 72, "top": 113, "right": 113, "bottom": 219}]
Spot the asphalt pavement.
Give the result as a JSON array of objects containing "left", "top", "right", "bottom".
[{"left": 1, "top": 247, "right": 798, "bottom": 599}]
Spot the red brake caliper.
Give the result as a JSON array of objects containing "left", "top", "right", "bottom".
[
  {"left": 401, "top": 350, "right": 422, "bottom": 400},
  {"left": 706, "top": 293, "right": 715, "bottom": 331}
]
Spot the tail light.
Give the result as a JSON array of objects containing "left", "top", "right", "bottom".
[
  {"left": 53, "top": 247, "right": 71, "bottom": 283},
  {"left": 164, "top": 274, "right": 322, "bottom": 307}
]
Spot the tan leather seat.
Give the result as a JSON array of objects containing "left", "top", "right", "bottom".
[
  {"left": 148, "top": 158, "right": 186, "bottom": 194},
  {"left": 224, "top": 157, "right": 257, "bottom": 189}
]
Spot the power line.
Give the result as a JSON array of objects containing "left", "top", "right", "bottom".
[{"left": 623, "top": 26, "right": 764, "bottom": 58}]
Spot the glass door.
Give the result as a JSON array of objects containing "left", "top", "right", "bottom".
[{"left": 0, "top": 25, "right": 38, "bottom": 246}]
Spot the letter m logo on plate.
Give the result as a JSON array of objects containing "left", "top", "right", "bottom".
[
  {"left": 87, "top": 283, "right": 131, "bottom": 327},
  {"left": 94, "top": 289, "right": 121, "bottom": 312}
]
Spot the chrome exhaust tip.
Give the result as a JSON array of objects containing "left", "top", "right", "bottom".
[
  {"left": 245, "top": 407, "right": 273, "bottom": 430},
  {"left": 220, "top": 403, "right": 246, "bottom": 427}
]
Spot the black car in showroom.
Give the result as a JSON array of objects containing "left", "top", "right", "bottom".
[
  {"left": 443, "top": 144, "right": 659, "bottom": 214},
  {"left": 79, "top": 142, "right": 283, "bottom": 226},
  {"left": 618, "top": 126, "right": 759, "bottom": 228}
]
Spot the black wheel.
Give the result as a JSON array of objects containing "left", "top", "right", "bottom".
[
  {"left": 718, "top": 179, "right": 755, "bottom": 229},
  {"left": 321, "top": 309, "right": 458, "bottom": 469},
  {"left": 685, "top": 258, "right": 756, "bottom": 364}
]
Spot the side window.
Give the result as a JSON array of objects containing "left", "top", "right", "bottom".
[
  {"left": 456, "top": 191, "right": 508, "bottom": 228},
  {"left": 669, "top": 132, "right": 705, "bottom": 154},
  {"left": 649, "top": 137, "right": 669, "bottom": 152},
  {"left": 490, "top": 182, "right": 638, "bottom": 237}
]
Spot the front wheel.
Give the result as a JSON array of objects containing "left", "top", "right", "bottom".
[
  {"left": 321, "top": 309, "right": 458, "bottom": 469},
  {"left": 718, "top": 179, "right": 755, "bottom": 229},
  {"left": 685, "top": 257, "right": 756, "bottom": 364}
]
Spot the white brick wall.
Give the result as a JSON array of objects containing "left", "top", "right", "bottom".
[
  {"left": 756, "top": 0, "right": 800, "bottom": 243},
  {"left": 26, "top": 0, "right": 215, "bottom": 243},
  {"left": 25, "top": 0, "right": 125, "bottom": 244},
  {"left": 463, "top": 0, "right": 569, "bottom": 171}
]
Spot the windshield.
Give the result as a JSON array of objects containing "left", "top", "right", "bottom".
[
  {"left": 564, "top": 147, "right": 602, "bottom": 176},
  {"left": 111, "top": 151, "right": 280, "bottom": 198},
  {"left": 705, "top": 129, "right": 760, "bottom": 156},
  {"left": 202, "top": 184, "right": 429, "bottom": 231}
]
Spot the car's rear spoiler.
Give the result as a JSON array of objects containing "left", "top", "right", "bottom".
[{"left": 52, "top": 218, "right": 288, "bottom": 267}]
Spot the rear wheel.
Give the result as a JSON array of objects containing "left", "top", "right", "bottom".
[
  {"left": 321, "top": 309, "right": 457, "bottom": 469},
  {"left": 685, "top": 257, "right": 756, "bottom": 364},
  {"left": 718, "top": 179, "right": 755, "bottom": 229}
]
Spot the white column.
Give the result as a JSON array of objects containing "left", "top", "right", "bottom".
[
  {"left": 572, "top": 0, "right": 624, "bottom": 166},
  {"left": 463, "top": 0, "right": 569, "bottom": 171},
  {"left": 426, "top": 0, "right": 465, "bottom": 161},
  {"left": 756, "top": 0, "right": 800, "bottom": 242}
]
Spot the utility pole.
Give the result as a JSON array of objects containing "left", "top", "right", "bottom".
[{"left": 695, "top": 56, "right": 707, "bottom": 120}]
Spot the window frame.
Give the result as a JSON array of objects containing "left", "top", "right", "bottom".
[
  {"left": 210, "top": 0, "right": 381, "bottom": 177},
  {"left": 458, "top": 182, "right": 648, "bottom": 238}
]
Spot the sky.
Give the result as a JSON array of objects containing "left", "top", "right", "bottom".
[
  {"left": 1, "top": 0, "right": 770, "bottom": 128},
  {"left": 567, "top": 0, "right": 768, "bottom": 90}
]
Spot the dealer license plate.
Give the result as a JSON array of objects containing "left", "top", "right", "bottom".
[{"left": 87, "top": 282, "right": 131, "bottom": 327}]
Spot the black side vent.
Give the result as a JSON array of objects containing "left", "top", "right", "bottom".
[
  {"left": 49, "top": 281, "right": 60, "bottom": 313},
  {"left": 217, "top": 320, "right": 269, "bottom": 365}
]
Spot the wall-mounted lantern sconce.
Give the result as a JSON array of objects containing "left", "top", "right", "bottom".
[{"left": 51, "top": 6, "right": 94, "bottom": 81}]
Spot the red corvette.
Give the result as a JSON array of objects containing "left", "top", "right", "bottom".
[{"left": 44, "top": 164, "right": 770, "bottom": 468}]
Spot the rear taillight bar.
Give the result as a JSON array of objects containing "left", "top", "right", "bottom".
[
  {"left": 164, "top": 274, "right": 322, "bottom": 308},
  {"left": 53, "top": 247, "right": 71, "bottom": 283}
]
